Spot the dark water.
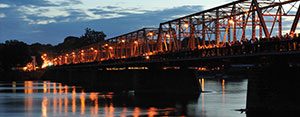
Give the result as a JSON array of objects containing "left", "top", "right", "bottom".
[{"left": 0, "top": 79, "right": 247, "bottom": 117}]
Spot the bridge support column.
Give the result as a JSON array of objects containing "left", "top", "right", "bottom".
[
  {"left": 247, "top": 61, "right": 300, "bottom": 115},
  {"left": 42, "top": 67, "right": 201, "bottom": 95},
  {"left": 135, "top": 69, "right": 201, "bottom": 95}
]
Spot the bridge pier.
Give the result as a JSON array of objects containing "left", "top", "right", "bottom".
[
  {"left": 134, "top": 69, "right": 201, "bottom": 95},
  {"left": 246, "top": 61, "right": 300, "bottom": 115},
  {"left": 41, "top": 67, "right": 201, "bottom": 95}
]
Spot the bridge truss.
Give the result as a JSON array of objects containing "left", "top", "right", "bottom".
[
  {"left": 48, "top": 0, "right": 300, "bottom": 66},
  {"left": 157, "top": 0, "right": 300, "bottom": 51}
]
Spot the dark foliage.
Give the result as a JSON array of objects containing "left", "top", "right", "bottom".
[
  {"left": 0, "top": 40, "right": 32, "bottom": 70},
  {"left": 55, "top": 28, "right": 106, "bottom": 53},
  {"left": 29, "top": 43, "right": 55, "bottom": 66},
  {"left": 0, "top": 28, "right": 106, "bottom": 70}
]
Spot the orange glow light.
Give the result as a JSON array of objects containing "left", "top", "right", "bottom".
[
  {"left": 228, "top": 19, "right": 234, "bottom": 25},
  {"left": 72, "top": 86, "right": 76, "bottom": 114},
  {"left": 145, "top": 56, "right": 150, "bottom": 60},
  {"left": 148, "top": 32, "right": 153, "bottom": 36},
  {"left": 184, "top": 22, "right": 189, "bottom": 28},
  {"left": 166, "top": 34, "right": 170, "bottom": 38},
  {"left": 42, "top": 97, "right": 48, "bottom": 117},
  {"left": 80, "top": 90, "right": 86, "bottom": 115}
]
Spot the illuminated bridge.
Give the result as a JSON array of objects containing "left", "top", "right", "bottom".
[
  {"left": 44, "top": 0, "right": 300, "bottom": 68},
  {"left": 41, "top": 0, "right": 300, "bottom": 113}
]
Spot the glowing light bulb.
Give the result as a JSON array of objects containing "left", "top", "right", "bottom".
[
  {"left": 229, "top": 19, "right": 234, "bottom": 25},
  {"left": 184, "top": 23, "right": 189, "bottom": 28},
  {"left": 166, "top": 34, "right": 170, "bottom": 38},
  {"left": 148, "top": 32, "right": 153, "bottom": 36}
]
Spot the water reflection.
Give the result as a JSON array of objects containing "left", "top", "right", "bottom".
[
  {"left": 200, "top": 78, "right": 205, "bottom": 116},
  {"left": 89, "top": 92, "right": 99, "bottom": 116},
  {"left": 12, "top": 81, "right": 16, "bottom": 93},
  {"left": 222, "top": 79, "right": 226, "bottom": 104},
  {"left": 24, "top": 81, "right": 33, "bottom": 117},
  {"left": 53, "top": 83, "right": 57, "bottom": 94},
  {"left": 42, "top": 96, "right": 48, "bottom": 117},
  {"left": 24, "top": 81, "right": 33, "bottom": 94},
  {"left": 148, "top": 107, "right": 158, "bottom": 117},
  {"left": 72, "top": 86, "right": 76, "bottom": 114},
  {"left": 133, "top": 107, "right": 140, "bottom": 117},
  {"left": 43, "top": 81, "right": 47, "bottom": 93},
  {"left": 80, "top": 90, "right": 86, "bottom": 115},
  {"left": 0, "top": 79, "right": 247, "bottom": 117}
]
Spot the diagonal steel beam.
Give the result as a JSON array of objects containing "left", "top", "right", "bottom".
[
  {"left": 290, "top": 4, "right": 300, "bottom": 35},
  {"left": 253, "top": 0, "right": 270, "bottom": 38}
]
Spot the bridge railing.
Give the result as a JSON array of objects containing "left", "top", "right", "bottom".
[
  {"left": 49, "top": 35, "right": 300, "bottom": 67},
  {"left": 92, "top": 36, "right": 300, "bottom": 65}
]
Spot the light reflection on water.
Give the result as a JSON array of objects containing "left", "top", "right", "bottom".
[{"left": 0, "top": 79, "right": 247, "bottom": 117}]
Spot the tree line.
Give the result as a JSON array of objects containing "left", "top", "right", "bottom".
[{"left": 0, "top": 28, "right": 106, "bottom": 71}]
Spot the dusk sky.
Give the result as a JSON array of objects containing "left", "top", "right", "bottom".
[
  {"left": 0, "top": 0, "right": 234, "bottom": 45},
  {"left": 1, "top": 0, "right": 298, "bottom": 45}
]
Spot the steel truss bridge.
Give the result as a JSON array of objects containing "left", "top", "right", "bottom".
[{"left": 46, "top": 0, "right": 300, "bottom": 69}]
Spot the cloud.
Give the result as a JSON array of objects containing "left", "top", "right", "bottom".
[
  {"left": 0, "top": 5, "right": 204, "bottom": 44},
  {"left": 0, "top": 3, "right": 10, "bottom": 8},
  {"left": 87, "top": 6, "right": 147, "bottom": 20},
  {"left": 14, "top": 4, "right": 150, "bottom": 24},
  {"left": 34, "top": 19, "right": 57, "bottom": 25},
  {"left": 0, "top": 0, "right": 54, "bottom": 7},
  {"left": 0, "top": 13, "right": 5, "bottom": 18},
  {"left": 49, "top": 0, "right": 82, "bottom": 6},
  {"left": 3, "top": 0, "right": 202, "bottom": 25},
  {"left": 14, "top": 3, "right": 77, "bottom": 24},
  {"left": 18, "top": 5, "right": 70, "bottom": 18},
  {"left": 86, "top": 5, "right": 204, "bottom": 38}
]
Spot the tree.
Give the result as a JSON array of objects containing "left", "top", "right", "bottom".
[
  {"left": 0, "top": 40, "right": 32, "bottom": 70},
  {"left": 54, "top": 28, "right": 107, "bottom": 53},
  {"left": 81, "top": 28, "right": 106, "bottom": 44},
  {"left": 55, "top": 36, "right": 80, "bottom": 53},
  {"left": 29, "top": 43, "right": 54, "bottom": 66}
]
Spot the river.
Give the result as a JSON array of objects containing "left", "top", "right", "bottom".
[{"left": 0, "top": 79, "right": 247, "bottom": 117}]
